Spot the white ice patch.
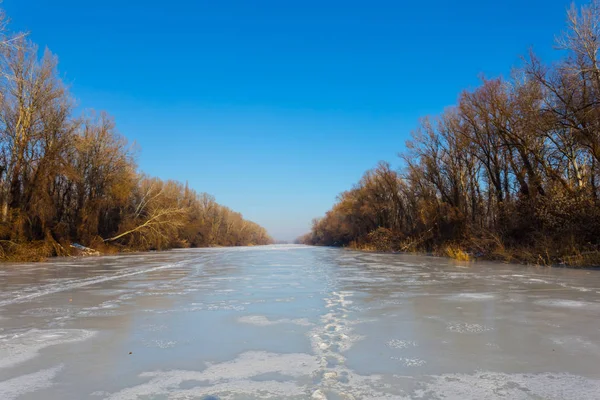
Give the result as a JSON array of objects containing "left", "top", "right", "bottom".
[
  {"left": 535, "top": 299, "right": 600, "bottom": 310},
  {"left": 557, "top": 282, "right": 593, "bottom": 292},
  {"left": 325, "top": 291, "right": 354, "bottom": 308},
  {"left": 141, "top": 339, "right": 177, "bottom": 349},
  {"left": 0, "top": 364, "right": 63, "bottom": 400},
  {"left": 22, "top": 307, "right": 74, "bottom": 317},
  {"left": 275, "top": 297, "right": 296, "bottom": 303},
  {"left": 415, "top": 371, "right": 600, "bottom": 399},
  {"left": 445, "top": 293, "right": 496, "bottom": 301},
  {"left": 0, "top": 329, "right": 95, "bottom": 369},
  {"left": 444, "top": 272, "right": 474, "bottom": 279},
  {"left": 390, "top": 356, "right": 426, "bottom": 367},
  {"left": 527, "top": 278, "right": 550, "bottom": 284},
  {"left": 104, "top": 351, "right": 319, "bottom": 399},
  {"left": 387, "top": 339, "right": 418, "bottom": 349},
  {"left": 446, "top": 322, "right": 492, "bottom": 334},
  {"left": 304, "top": 289, "right": 396, "bottom": 399},
  {"left": 238, "top": 315, "right": 313, "bottom": 327},
  {"left": 309, "top": 313, "right": 364, "bottom": 354},
  {"left": 311, "top": 389, "right": 328, "bottom": 399}
]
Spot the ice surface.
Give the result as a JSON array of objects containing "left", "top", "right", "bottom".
[
  {"left": 0, "top": 329, "right": 95, "bottom": 369},
  {"left": 238, "top": 315, "right": 313, "bottom": 326},
  {"left": 0, "top": 246, "right": 599, "bottom": 399},
  {"left": 446, "top": 322, "right": 493, "bottom": 333},
  {"left": 105, "top": 351, "right": 319, "bottom": 399},
  {"left": 387, "top": 339, "right": 418, "bottom": 349},
  {"left": 534, "top": 299, "right": 600, "bottom": 309},
  {"left": 415, "top": 371, "right": 600, "bottom": 399},
  {"left": 0, "top": 365, "right": 63, "bottom": 400},
  {"left": 444, "top": 293, "right": 497, "bottom": 301}
]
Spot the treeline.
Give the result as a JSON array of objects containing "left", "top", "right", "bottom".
[
  {"left": 0, "top": 12, "right": 271, "bottom": 261},
  {"left": 301, "top": 1, "right": 600, "bottom": 266}
]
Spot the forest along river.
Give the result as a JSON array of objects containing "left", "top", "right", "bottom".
[{"left": 1, "top": 246, "right": 600, "bottom": 399}]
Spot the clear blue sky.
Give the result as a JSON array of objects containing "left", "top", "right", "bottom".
[{"left": 5, "top": 0, "right": 573, "bottom": 241}]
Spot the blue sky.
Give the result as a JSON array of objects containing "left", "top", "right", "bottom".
[{"left": 5, "top": 0, "right": 573, "bottom": 240}]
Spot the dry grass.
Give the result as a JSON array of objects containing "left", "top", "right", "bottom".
[
  {"left": 348, "top": 241, "right": 377, "bottom": 252},
  {"left": 0, "top": 240, "right": 56, "bottom": 262},
  {"left": 346, "top": 229, "right": 600, "bottom": 268},
  {"left": 560, "top": 251, "right": 600, "bottom": 268},
  {"left": 0, "top": 235, "right": 111, "bottom": 262},
  {"left": 444, "top": 244, "right": 471, "bottom": 262}
]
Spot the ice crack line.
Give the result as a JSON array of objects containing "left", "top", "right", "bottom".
[{"left": 0, "top": 256, "right": 207, "bottom": 307}]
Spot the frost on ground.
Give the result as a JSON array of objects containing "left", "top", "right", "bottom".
[{"left": 0, "top": 329, "right": 95, "bottom": 369}]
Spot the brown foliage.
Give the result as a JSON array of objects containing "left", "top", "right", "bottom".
[
  {"left": 302, "top": 0, "right": 600, "bottom": 267},
  {"left": 0, "top": 13, "right": 272, "bottom": 261}
]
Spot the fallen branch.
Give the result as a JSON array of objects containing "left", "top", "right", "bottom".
[{"left": 103, "top": 207, "right": 187, "bottom": 242}]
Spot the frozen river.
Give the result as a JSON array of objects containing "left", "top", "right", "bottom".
[{"left": 1, "top": 245, "right": 600, "bottom": 399}]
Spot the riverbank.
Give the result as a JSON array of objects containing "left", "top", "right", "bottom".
[
  {"left": 0, "top": 238, "right": 267, "bottom": 263},
  {"left": 0, "top": 239, "right": 137, "bottom": 262},
  {"left": 340, "top": 238, "right": 600, "bottom": 269}
]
